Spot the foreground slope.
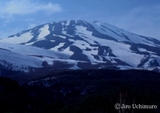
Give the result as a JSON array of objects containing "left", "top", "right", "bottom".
[{"left": 0, "top": 42, "right": 71, "bottom": 74}]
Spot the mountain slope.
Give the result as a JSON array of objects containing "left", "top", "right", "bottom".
[{"left": 0, "top": 20, "right": 160, "bottom": 74}]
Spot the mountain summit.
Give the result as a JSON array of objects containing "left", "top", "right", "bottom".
[{"left": 0, "top": 20, "right": 160, "bottom": 78}]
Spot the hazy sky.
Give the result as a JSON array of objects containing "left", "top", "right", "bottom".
[{"left": 0, "top": 0, "right": 160, "bottom": 39}]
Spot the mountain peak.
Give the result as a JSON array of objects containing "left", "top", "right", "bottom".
[{"left": 0, "top": 20, "right": 160, "bottom": 75}]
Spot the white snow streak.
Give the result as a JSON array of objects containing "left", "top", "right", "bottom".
[{"left": 53, "top": 34, "right": 66, "bottom": 39}]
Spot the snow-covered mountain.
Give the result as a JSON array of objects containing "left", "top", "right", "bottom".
[{"left": 0, "top": 20, "right": 160, "bottom": 76}]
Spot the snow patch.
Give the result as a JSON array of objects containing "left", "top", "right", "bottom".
[
  {"left": 37, "top": 24, "right": 50, "bottom": 40},
  {"left": 53, "top": 34, "right": 66, "bottom": 39},
  {"left": 50, "top": 43, "right": 73, "bottom": 56},
  {"left": 117, "top": 65, "right": 134, "bottom": 70},
  {"left": 25, "top": 41, "right": 37, "bottom": 46},
  {"left": 50, "top": 40, "right": 55, "bottom": 42},
  {"left": 65, "top": 20, "right": 70, "bottom": 26},
  {"left": 50, "top": 43, "right": 65, "bottom": 51}
]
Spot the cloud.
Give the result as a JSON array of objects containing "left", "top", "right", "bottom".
[{"left": 0, "top": 0, "right": 62, "bottom": 18}]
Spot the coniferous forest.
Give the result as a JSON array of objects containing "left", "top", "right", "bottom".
[{"left": 0, "top": 69, "right": 160, "bottom": 113}]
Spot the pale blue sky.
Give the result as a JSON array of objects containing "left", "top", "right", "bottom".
[{"left": 0, "top": 0, "right": 160, "bottom": 39}]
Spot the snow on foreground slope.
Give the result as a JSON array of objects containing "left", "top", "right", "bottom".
[
  {"left": 0, "top": 42, "right": 70, "bottom": 72},
  {"left": 0, "top": 49, "right": 42, "bottom": 72}
]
